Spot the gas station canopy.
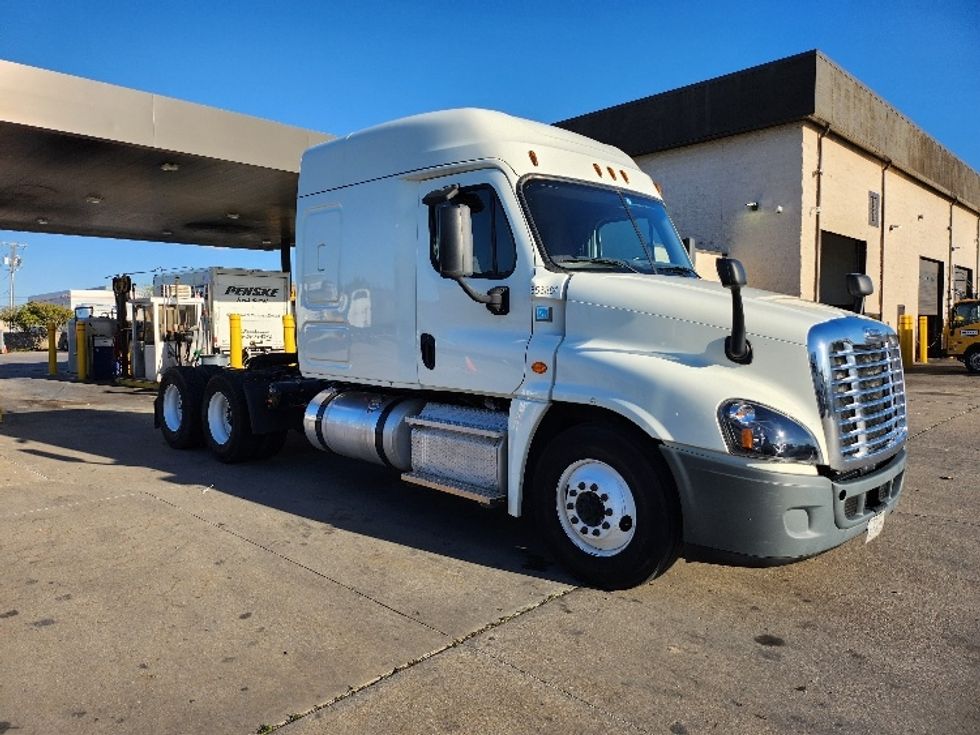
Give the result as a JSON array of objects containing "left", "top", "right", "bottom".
[{"left": 0, "top": 60, "right": 332, "bottom": 250}]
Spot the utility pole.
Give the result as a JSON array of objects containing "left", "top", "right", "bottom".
[{"left": 2, "top": 241, "right": 27, "bottom": 309}]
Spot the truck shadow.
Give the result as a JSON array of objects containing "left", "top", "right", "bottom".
[{"left": 0, "top": 403, "right": 573, "bottom": 585}]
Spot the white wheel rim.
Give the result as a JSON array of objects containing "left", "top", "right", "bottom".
[
  {"left": 162, "top": 384, "right": 183, "bottom": 432},
  {"left": 207, "top": 391, "right": 233, "bottom": 446},
  {"left": 556, "top": 459, "right": 637, "bottom": 556}
]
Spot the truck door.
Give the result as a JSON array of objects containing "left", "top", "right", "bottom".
[{"left": 416, "top": 170, "right": 531, "bottom": 394}]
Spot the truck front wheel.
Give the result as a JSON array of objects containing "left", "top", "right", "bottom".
[
  {"left": 965, "top": 347, "right": 980, "bottom": 374},
  {"left": 202, "top": 372, "right": 260, "bottom": 463},
  {"left": 532, "top": 423, "right": 680, "bottom": 589},
  {"left": 157, "top": 367, "right": 208, "bottom": 449}
]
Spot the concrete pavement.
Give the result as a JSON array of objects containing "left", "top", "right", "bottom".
[{"left": 0, "top": 352, "right": 977, "bottom": 734}]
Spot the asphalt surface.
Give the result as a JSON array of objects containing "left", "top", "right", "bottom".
[{"left": 0, "top": 352, "right": 977, "bottom": 734}]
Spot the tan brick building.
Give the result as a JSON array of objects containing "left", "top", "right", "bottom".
[{"left": 559, "top": 51, "right": 980, "bottom": 352}]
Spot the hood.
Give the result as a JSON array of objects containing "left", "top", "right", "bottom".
[{"left": 565, "top": 272, "right": 858, "bottom": 346}]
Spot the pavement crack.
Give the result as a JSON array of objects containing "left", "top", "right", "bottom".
[
  {"left": 251, "top": 585, "right": 578, "bottom": 733},
  {"left": 908, "top": 402, "right": 980, "bottom": 442},
  {"left": 894, "top": 509, "right": 980, "bottom": 529},
  {"left": 0, "top": 451, "right": 53, "bottom": 482}
]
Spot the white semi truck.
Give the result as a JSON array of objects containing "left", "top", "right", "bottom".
[{"left": 155, "top": 110, "right": 908, "bottom": 588}]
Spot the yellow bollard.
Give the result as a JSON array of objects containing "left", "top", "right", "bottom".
[
  {"left": 283, "top": 313, "right": 297, "bottom": 354},
  {"left": 75, "top": 320, "right": 88, "bottom": 381},
  {"left": 48, "top": 324, "right": 57, "bottom": 376},
  {"left": 898, "top": 314, "right": 914, "bottom": 369},
  {"left": 917, "top": 315, "right": 929, "bottom": 364},
  {"left": 229, "top": 313, "right": 243, "bottom": 369}
]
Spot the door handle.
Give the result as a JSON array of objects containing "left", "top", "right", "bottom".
[{"left": 420, "top": 333, "right": 436, "bottom": 370}]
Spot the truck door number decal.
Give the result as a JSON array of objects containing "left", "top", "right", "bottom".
[{"left": 532, "top": 284, "right": 560, "bottom": 297}]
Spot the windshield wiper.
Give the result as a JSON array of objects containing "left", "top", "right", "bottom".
[
  {"left": 553, "top": 256, "right": 639, "bottom": 273},
  {"left": 653, "top": 265, "right": 698, "bottom": 277}
]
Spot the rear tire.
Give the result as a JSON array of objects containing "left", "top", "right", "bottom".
[
  {"left": 965, "top": 347, "right": 980, "bottom": 374},
  {"left": 531, "top": 423, "right": 680, "bottom": 589},
  {"left": 202, "top": 372, "right": 261, "bottom": 463},
  {"left": 157, "top": 367, "right": 208, "bottom": 449}
]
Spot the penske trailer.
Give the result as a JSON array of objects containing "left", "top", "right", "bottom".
[
  {"left": 154, "top": 110, "right": 908, "bottom": 588},
  {"left": 152, "top": 268, "right": 290, "bottom": 359}
]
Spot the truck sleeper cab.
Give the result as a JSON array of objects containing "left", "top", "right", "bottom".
[{"left": 155, "top": 109, "right": 909, "bottom": 589}]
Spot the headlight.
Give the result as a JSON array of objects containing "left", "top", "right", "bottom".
[{"left": 718, "top": 400, "right": 820, "bottom": 463}]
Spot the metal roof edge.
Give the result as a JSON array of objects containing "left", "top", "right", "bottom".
[
  {"left": 556, "top": 51, "right": 979, "bottom": 212},
  {"left": 0, "top": 59, "right": 333, "bottom": 172}
]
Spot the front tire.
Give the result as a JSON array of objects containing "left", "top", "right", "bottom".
[
  {"left": 202, "top": 372, "right": 261, "bottom": 463},
  {"left": 531, "top": 423, "right": 680, "bottom": 589},
  {"left": 965, "top": 347, "right": 980, "bottom": 374},
  {"left": 157, "top": 367, "right": 207, "bottom": 449}
]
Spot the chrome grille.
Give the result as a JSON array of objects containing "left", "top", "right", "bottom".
[
  {"left": 809, "top": 318, "right": 909, "bottom": 470},
  {"left": 828, "top": 338, "right": 907, "bottom": 461}
]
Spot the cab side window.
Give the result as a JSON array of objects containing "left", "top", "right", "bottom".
[{"left": 430, "top": 185, "right": 516, "bottom": 279}]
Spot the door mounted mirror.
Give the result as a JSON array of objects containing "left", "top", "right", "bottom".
[
  {"left": 424, "top": 185, "right": 509, "bottom": 316},
  {"left": 437, "top": 203, "right": 474, "bottom": 279}
]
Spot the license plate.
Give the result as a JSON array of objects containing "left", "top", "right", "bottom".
[{"left": 865, "top": 512, "right": 885, "bottom": 543}]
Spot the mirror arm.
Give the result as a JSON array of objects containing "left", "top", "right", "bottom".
[
  {"left": 725, "top": 284, "right": 752, "bottom": 364},
  {"left": 450, "top": 276, "right": 509, "bottom": 316},
  {"left": 716, "top": 257, "right": 752, "bottom": 364}
]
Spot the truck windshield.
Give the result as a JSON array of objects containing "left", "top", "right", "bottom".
[
  {"left": 521, "top": 178, "right": 696, "bottom": 276},
  {"left": 952, "top": 301, "right": 980, "bottom": 326}
]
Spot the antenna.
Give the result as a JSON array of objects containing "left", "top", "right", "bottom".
[{"left": 2, "top": 241, "right": 27, "bottom": 309}]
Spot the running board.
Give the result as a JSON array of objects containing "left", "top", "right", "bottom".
[{"left": 401, "top": 471, "right": 506, "bottom": 506}]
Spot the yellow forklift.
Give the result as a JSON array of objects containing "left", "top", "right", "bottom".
[{"left": 946, "top": 298, "right": 980, "bottom": 373}]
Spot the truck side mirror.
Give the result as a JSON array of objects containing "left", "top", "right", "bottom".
[
  {"left": 716, "top": 257, "right": 747, "bottom": 289},
  {"left": 845, "top": 273, "right": 873, "bottom": 314},
  {"left": 437, "top": 203, "right": 474, "bottom": 279},
  {"left": 845, "top": 273, "right": 873, "bottom": 298},
  {"left": 424, "top": 187, "right": 509, "bottom": 316}
]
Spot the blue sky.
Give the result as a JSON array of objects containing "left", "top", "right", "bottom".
[{"left": 2, "top": 0, "right": 978, "bottom": 301}]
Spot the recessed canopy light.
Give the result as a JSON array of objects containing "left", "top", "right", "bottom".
[
  {"left": 36, "top": 217, "right": 49, "bottom": 225},
  {"left": 160, "top": 162, "right": 180, "bottom": 172},
  {"left": 162, "top": 230, "right": 173, "bottom": 236},
  {"left": 261, "top": 239, "right": 272, "bottom": 246},
  {"left": 226, "top": 212, "right": 240, "bottom": 220},
  {"left": 85, "top": 194, "right": 103, "bottom": 204}
]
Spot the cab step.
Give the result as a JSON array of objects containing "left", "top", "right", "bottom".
[{"left": 401, "top": 471, "right": 505, "bottom": 505}]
